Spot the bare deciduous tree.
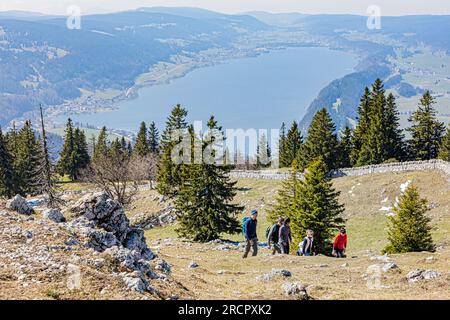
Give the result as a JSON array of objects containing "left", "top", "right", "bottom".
[
  {"left": 81, "top": 152, "right": 159, "bottom": 206},
  {"left": 130, "top": 153, "right": 159, "bottom": 189},
  {"left": 34, "top": 104, "right": 63, "bottom": 208}
]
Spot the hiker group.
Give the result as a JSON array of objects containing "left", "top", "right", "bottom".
[{"left": 242, "top": 209, "right": 347, "bottom": 258}]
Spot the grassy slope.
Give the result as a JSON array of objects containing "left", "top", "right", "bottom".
[
  {"left": 140, "top": 170, "right": 449, "bottom": 300},
  {"left": 145, "top": 170, "right": 450, "bottom": 252}
]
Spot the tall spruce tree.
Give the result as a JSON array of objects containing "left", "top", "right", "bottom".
[
  {"left": 383, "top": 185, "right": 435, "bottom": 254},
  {"left": 407, "top": 91, "right": 445, "bottom": 160},
  {"left": 57, "top": 120, "right": 90, "bottom": 181},
  {"left": 109, "top": 138, "right": 124, "bottom": 158},
  {"left": 15, "top": 121, "right": 40, "bottom": 195},
  {"left": 127, "top": 141, "right": 133, "bottom": 157},
  {"left": 134, "top": 121, "right": 150, "bottom": 157},
  {"left": 5, "top": 124, "right": 21, "bottom": 194},
  {"left": 288, "top": 158, "right": 345, "bottom": 254},
  {"left": 120, "top": 136, "right": 127, "bottom": 152},
  {"left": 357, "top": 79, "right": 387, "bottom": 165},
  {"left": 438, "top": 125, "right": 450, "bottom": 161},
  {"left": 93, "top": 126, "right": 108, "bottom": 161},
  {"left": 256, "top": 133, "right": 271, "bottom": 168},
  {"left": 278, "top": 122, "right": 287, "bottom": 167},
  {"left": 338, "top": 125, "right": 354, "bottom": 168},
  {"left": 157, "top": 104, "right": 188, "bottom": 197},
  {"left": 148, "top": 121, "right": 160, "bottom": 154},
  {"left": 350, "top": 87, "right": 371, "bottom": 165},
  {"left": 300, "top": 108, "right": 339, "bottom": 170},
  {"left": 284, "top": 121, "right": 303, "bottom": 168},
  {"left": 268, "top": 160, "right": 300, "bottom": 223},
  {"left": 384, "top": 93, "right": 405, "bottom": 160},
  {"left": 57, "top": 119, "right": 76, "bottom": 180},
  {"left": 73, "top": 128, "right": 90, "bottom": 178},
  {"left": 175, "top": 116, "right": 242, "bottom": 242},
  {"left": 0, "top": 127, "right": 16, "bottom": 198}
]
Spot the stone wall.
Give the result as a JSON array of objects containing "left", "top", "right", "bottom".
[{"left": 229, "top": 160, "right": 450, "bottom": 180}]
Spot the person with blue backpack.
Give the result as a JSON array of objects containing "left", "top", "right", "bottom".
[
  {"left": 242, "top": 209, "right": 258, "bottom": 258},
  {"left": 267, "top": 217, "right": 284, "bottom": 255}
]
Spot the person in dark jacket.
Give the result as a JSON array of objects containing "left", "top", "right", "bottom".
[
  {"left": 297, "top": 229, "right": 315, "bottom": 256},
  {"left": 278, "top": 218, "right": 292, "bottom": 254},
  {"left": 268, "top": 217, "right": 284, "bottom": 254},
  {"left": 243, "top": 209, "right": 258, "bottom": 258}
]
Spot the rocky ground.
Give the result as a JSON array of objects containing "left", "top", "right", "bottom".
[
  {"left": 146, "top": 237, "right": 449, "bottom": 300},
  {"left": 0, "top": 194, "right": 187, "bottom": 300}
]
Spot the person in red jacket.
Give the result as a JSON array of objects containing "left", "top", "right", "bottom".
[{"left": 332, "top": 227, "right": 347, "bottom": 258}]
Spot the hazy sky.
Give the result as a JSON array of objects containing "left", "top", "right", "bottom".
[{"left": 1, "top": 0, "right": 449, "bottom": 16}]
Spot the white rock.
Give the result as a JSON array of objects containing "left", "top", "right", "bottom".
[
  {"left": 406, "top": 269, "right": 441, "bottom": 282},
  {"left": 281, "top": 282, "right": 309, "bottom": 300},
  {"left": 271, "top": 269, "right": 292, "bottom": 277},
  {"left": 122, "top": 274, "right": 152, "bottom": 293},
  {"left": 43, "top": 208, "right": 66, "bottom": 223},
  {"left": 382, "top": 262, "right": 398, "bottom": 272},
  {"left": 370, "top": 253, "right": 390, "bottom": 262}
]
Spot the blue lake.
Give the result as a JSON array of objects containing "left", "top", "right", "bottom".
[{"left": 62, "top": 47, "right": 357, "bottom": 132}]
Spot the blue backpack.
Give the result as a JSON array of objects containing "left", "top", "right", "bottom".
[{"left": 242, "top": 217, "right": 251, "bottom": 236}]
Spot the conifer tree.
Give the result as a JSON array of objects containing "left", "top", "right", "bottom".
[
  {"left": 357, "top": 79, "right": 387, "bottom": 165},
  {"left": 438, "top": 125, "right": 450, "bottom": 161},
  {"left": 175, "top": 116, "right": 242, "bottom": 242},
  {"left": 5, "top": 124, "right": 22, "bottom": 196},
  {"left": 256, "top": 133, "right": 271, "bottom": 168},
  {"left": 301, "top": 108, "right": 338, "bottom": 170},
  {"left": 157, "top": 104, "right": 188, "bottom": 197},
  {"left": 148, "top": 121, "right": 160, "bottom": 154},
  {"left": 267, "top": 160, "right": 300, "bottom": 223},
  {"left": 14, "top": 121, "right": 40, "bottom": 195},
  {"left": 57, "top": 118, "right": 76, "bottom": 180},
  {"left": 407, "top": 91, "right": 445, "bottom": 160},
  {"left": 288, "top": 158, "right": 345, "bottom": 254},
  {"left": 109, "top": 138, "right": 124, "bottom": 158},
  {"left": 284, "top": 121, "right": 303, "bottom": 168},
  {"left": 278, "top": 122, "right": 287, "bottom": 167},
  {"left": 127, "top": 141, "right": 133, "bottom": 157},
  {"left": 57, "top": 120, "right": 90, "bottom": 181},
  {"left": 0, "top": 127, "right": 15, "bottom": 198},
  {"left": 350, "top": 87, "right": 371, "bottom": 165},
  {"left": 93, "top": 126, "right": 108, "bottom": 161},
  {"left": 73, "top": 128, "right": 90, "bottom": 179},
  {"left": 134, "top": 121, "right": 150, "bottom": 157},
  {"left": 384, "top": 93, "right": 405, "bottom": 160},
  {"left": 383, "top": 185, "right": 435, "bottom": 254},
  {"left": 338, "top": 125, "right": 353, "bottom": 168},
  {"left": 120, "top": 136, "right": 127, "bottom": 152}
]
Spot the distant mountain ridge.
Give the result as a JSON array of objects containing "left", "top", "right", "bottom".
[
  {"left": 0, "top": 8, "right": 269, "bottom": 126},
  {"left": 1, "top": 7, "right": 450, "bottom": 132}
]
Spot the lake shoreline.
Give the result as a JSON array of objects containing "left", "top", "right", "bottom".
[{"left": 44, "top": 44, "right": 360, "bottom": 135}]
